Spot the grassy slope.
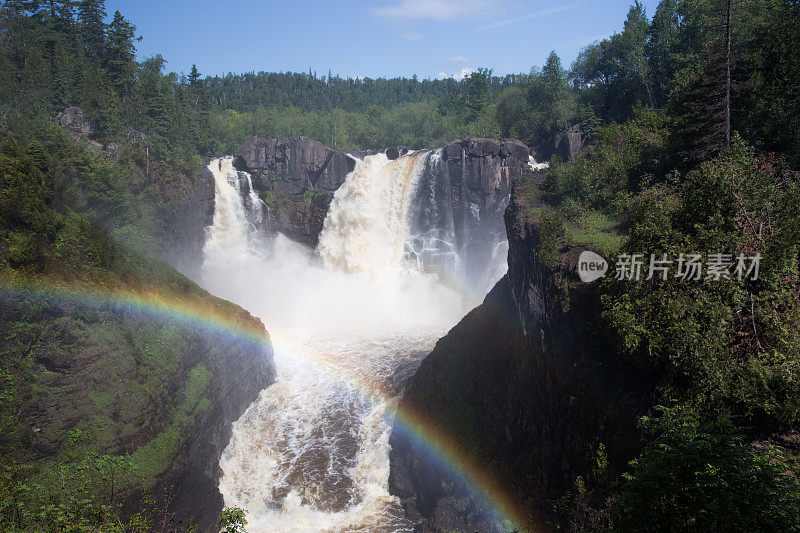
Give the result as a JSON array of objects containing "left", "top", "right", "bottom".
[{"left": 513, "top": 169, "right": 625, "bottom": 259}]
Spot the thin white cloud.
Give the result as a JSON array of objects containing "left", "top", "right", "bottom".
[
  {"left": 478, "top": 3, "right": 581, "bottom": 30},
  {"left": 437, "top": 67, "right": 476, "bottom": 81},
  {"left": 445, "top": 55, "right": 469, "bottom": 63},
  {"left": 372, "top": 0, "right": 498, "bottom": 20},
  {"left": 404, "top": 32, "right": 424, "bottom": 41}
]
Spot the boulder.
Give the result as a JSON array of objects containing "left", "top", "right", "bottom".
[
  {"left": 500, "top": 138, "right": 530, "bottom": 161},
  {"left": 385, "top": 146, "right": 409, "bottom": 160}
]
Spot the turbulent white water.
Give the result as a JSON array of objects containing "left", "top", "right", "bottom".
[
  {"left": 200, "top": 152, "right": 506, "bottom": 532},
  {"left": 528, "top": 155, "right": 550, "bottom": 171}
]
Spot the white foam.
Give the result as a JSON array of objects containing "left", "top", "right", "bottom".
[{"left": 528, "top": 155, "right": 550, "bottom": 171}]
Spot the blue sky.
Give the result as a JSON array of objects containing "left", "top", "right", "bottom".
[{"left": 106, "top": 0, "right": 661, "bottom": 79}]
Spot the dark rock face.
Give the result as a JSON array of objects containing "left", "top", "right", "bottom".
[
  {"left": 385, "top": 146, "right": 409, "bottom": 160},
  {"left": 157, "top": 163, "right": 216, "bottom": 275},
  {"left": 390, "top": 176, "right": 650, "bottom": 530},
  {"left": 441, "top": 137, "right": 529, "bottom": 201},
  {"left": 235, "top": 136, "right": 355, "bottom": 246},
  {"left": 533, "top": 124, "right": 586, "bottom": 163}
]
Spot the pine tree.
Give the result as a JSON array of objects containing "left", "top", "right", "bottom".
[
  {"left": 77, "top": 0, "right": 106, "bottom": 60},
  {"left": 646, "top": 0, "right": 681, "bottom": 109},
  {"left": 44, "top": 0, "right": 75, "bottom": 31},
  {"left": 669, "top": 0, "right": 737, "bottom": 160},
  {"left": 105, "top": 10, "right": 135, "bottom": 96},
  {"left": 188, "top": 64, "right": 201, "bottom": 87},
  {"left": 3, "top": 0, "right": 44, "bottom": 16},
  {"left": 187, "top": 64, "right": 203, "bottom": 111}
]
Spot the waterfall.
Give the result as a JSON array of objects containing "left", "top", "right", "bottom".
[
  {"left": 200, "top": 149, "right": 508, "bottom": 532},
  {"left": 404, "top": 149, "right": 459, "bottom": 280},
  {"left": 317, "top": 151, "right": 430, "bottom": 276},
  {"left": 202, "top": 157, "right": 266, "bottom": 272},
  {"left": 317, "top": 149, "right": 507, "bottom": 295}
]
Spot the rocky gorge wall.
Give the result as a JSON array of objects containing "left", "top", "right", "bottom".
[
  {"left": 145, "top": 314, "right": 276, "bottom": 530},
  {"left": 151, "top": 163, "right": 217, "bottom": 275},
  {"left": 389, "top": 170, "right": 652, "bottom": 531},
  {"left": 0, "top": 282, "right": 276, "bottom": 532}
]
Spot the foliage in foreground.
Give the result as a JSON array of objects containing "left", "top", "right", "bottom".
[{"left": 611, "top": 410, "right": 800, "bottom": 532}]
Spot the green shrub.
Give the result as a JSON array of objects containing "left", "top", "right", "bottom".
[
  {"left": 612, "top": 410, "right": 800, "bottom": 532},
  {"left": 538, "top": 210, "right": 565, "bottom": 269}
]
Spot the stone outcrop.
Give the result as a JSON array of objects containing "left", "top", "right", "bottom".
[
  {"left": 389, "top": 170, "right": 651, "bottom": 531},
  {"left": 440, "top": 137, "right": 530, "bottom": 215},
  {"left": 234, "top": 136, "right": 356, "bottom": 246},
  {"left": 533, "top": 124, "right": 586, "bottom": 163},
  {"left": 57, "top": 106, "right": 94, "bottom": 137},
  {"left": 156, "top": 162, "right": 216, "bottom": 275},
  {"left": 385, "top": 146, "right": 410, "bottom": 160},
  {"left": 428, "top": 137, "right": 531, "bottom": 287}
]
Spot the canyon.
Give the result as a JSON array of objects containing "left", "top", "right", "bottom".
[
  {"left": 9, "top": 129, "right": 610, "bottom": 531},
  {"left": 168, "top": 130, "right": 643, "bottom": 532}
]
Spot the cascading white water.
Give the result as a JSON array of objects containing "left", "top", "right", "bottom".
[
  {"left": 199, "top": 152, "right": 506, "bottom": 532},
  {"left": 529, "top": 155, "right": 550, "bottom": 171},
  {"left": 318, "top": 152, "right": 428, "bottom": 276},
  {"left": 202, "top": 157, "right": 266, "bottom": 272}
]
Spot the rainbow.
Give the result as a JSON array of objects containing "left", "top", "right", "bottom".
[{"left": 0, "top": 279, "right": 532, "bottom": 531}]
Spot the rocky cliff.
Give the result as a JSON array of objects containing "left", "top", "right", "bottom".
[
  {"left": 145, "top": 308, "right": 276, "bottom": 530},
  {"left": 532, "top": 124, "right": 586, "bottom": 163},
  {"left": 389, "top": 170, "right": 651, "bottom": 531},
  {"left": 233, "top": 136, "right": 355, "bottom": 246},
  {"left": 232, "top": 136, "right": 533, "bottom": 247},
  {"left": 151, "top": 162, "right": 217, "bottom": 275}
]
